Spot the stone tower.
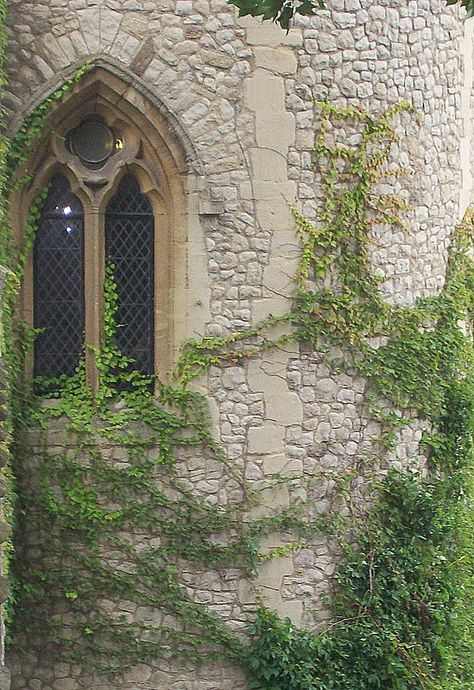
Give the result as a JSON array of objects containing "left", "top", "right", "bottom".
[{"left": 2, "top": 0, "right": 473, "bottom": 688}]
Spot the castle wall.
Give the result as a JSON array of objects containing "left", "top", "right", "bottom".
[{"left": 4, "top": 0, "right": 472, "bottom": 688}]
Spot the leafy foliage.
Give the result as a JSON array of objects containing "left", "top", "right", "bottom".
[
  {"left": 244, "top": 105, "right": 474, "bottom": 690},
  {"left": 9, "top": 263, "right": 314, "bottom": 672},
  {"left": 1, "top": 63, "right": 473, "bottom": 690},
  {"left": 227, "top": 0, "right": 474, "bottom": 31}
]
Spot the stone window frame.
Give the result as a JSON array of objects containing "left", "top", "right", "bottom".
[{"left": 11, "top": 66, "right": 196, "bottom": 390}]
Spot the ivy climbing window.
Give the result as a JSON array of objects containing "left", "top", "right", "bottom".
[
  {"left": 34, "top": 173, "right": 85, "bottom": 379},
  {"left": 32, "top": 171, "right": 156, "bottom": 384},
  {"left": 18, "top": 74, "right": 183, "bottom": 388},
  {"left": 105, "top": 174, "right": 155, "bottom": 377}
]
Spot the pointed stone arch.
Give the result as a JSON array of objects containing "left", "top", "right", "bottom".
[
  {"left": 12, "top": 61, "right": 212, "bottom": 385},
  {"left": 8, "top": 57, "right": 204, "bottom": 177}
]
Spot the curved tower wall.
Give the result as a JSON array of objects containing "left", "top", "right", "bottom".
[{"left": 3, "top": 0, "right": 473, "bottom": 688}]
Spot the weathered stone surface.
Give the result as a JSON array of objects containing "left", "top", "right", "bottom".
[{"left": 3, "top": 0, "right": 469, "bottom": 687}]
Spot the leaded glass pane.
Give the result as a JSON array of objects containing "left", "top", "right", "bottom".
[
  {"left": 33, "top": 173, "right": 85, "bottom": 379},
  {"left": 105, "top": 174, "right": 155, "bottom": 376}
]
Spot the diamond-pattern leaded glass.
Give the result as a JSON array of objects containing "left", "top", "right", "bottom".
[
  {"left": 34, "top": 174, "right": 85, "bottom": 378},
  {"left": 105, "top": 174, "right": 154, "bottom": 375}
]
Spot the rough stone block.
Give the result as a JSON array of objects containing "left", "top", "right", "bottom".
[
  {"left": 247, "top": 424, "right": 284, "bottom": 454},
  {"left": 253, "top": 46, "right": 297, "bottom": 74},
  {"left": 0, "top": 667, "right": 10, "bottom": 690},
  {"left": 249, "top": 148, "right": 287, "bottom": 182},
  {"left": 257, "top": 555, "right": 294, "bottom": 590},
  {"left": 269, "top": 598, "right": 303, "bottom": 626}
]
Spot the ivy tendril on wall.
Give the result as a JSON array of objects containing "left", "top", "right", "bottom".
[{"left": 0, "top": 60, "right": 472, "bottom": 690}]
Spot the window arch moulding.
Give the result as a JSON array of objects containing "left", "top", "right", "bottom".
[{"left": 12, "top": 66, "right": 209, "bottom": 390}]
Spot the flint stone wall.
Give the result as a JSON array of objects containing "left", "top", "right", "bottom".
[
  {"left": 4, "top": 0, "right": 473, "bottom": 688},
  {"left": 0, "top": 265, "right": 11, "bottom": 690}
]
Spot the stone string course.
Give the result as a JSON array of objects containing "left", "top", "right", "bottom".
[{"left": 3, "top": 0, "right": 471, "bottom": 688}]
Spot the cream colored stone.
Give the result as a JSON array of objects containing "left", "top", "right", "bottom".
[
  {"left": 263, "top": 257, "right": 300, "bottom": 293},
  {"left": 252, "top": 297, "right": 292, "bottom": 322},
  {"left": 237, "top": 578, "right": 255, "bottom": 604},
  {"left": 77, "top": 8, "right": 101, "bottom": 53},
  {"left": 255, "top": 113, "right": 295, "bottom": 154},
  {"left": 261, "top": 453, "right": 287, "bottom": 474},
  {"left": 250, "top": 485, "right": 290, "bottom": 518},
  {"left": 249, "top": 148, "right": 287, "bottom": 182},
  {"left": 237, "top": 15, "right": 303, "bottom": 47},
  {"left": 252, "top": 180, "right": 297, "bottom": 202},
  {"left": 257, "top": 555, "right": 294, "bottom": 590},
  {"left": 254, "top": 46, "right": 297, "bottom": 75},
  {"left": 269, "top": 599, "right": 303, "bottom": 625},
  {"left": 247, "top": 424, "right": 284, "bottom": 454},
  {"left": 101, "top": 10, "right": 123, "bottom": 48},
  {"left": 267, "top": 391, "right": 303, "bottom": 426},
  {"left": 253, "top": 199, "right": 294, "bottom": 236},
  {"left": 271, "top": 228, "right": 301, "bottom": 259},
  {"left": 245, "top": 70, "right": 296, "bottom": 154}
]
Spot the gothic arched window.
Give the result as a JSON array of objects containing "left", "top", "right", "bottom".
[
  {"left": 17, "top": 68, "right": 191, "bottom": 389},
  {"left": 33, "top": 167, "right": 155, "bottom": 376},
  {"left": 33, "top": 170, "right": 156, "bottom": 383}
]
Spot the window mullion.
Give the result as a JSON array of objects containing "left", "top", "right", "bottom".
[{"left": 84, "top": 204, "right": 104, "bottom": 392}]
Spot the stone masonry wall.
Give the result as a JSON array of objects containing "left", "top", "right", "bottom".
[
  {"left": 0, "top": 266, "right": 11, "bottom": 690},
  {"left": 4, "top": 0, "right": 472, "bottom": 688}
]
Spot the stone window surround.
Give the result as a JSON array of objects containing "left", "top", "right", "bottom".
[{"left": 10, "top": 66, "right": 207, "bottom": 389}]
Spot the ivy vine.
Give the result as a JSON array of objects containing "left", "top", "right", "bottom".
[{"left": 0, "top": 56, "right": 472, "bottom": 690}]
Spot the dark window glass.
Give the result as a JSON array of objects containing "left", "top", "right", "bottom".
[
  {"left": 105, "top": 174, "right": 155, "bottom": 376},
  {"left": 34, "top": 174, "right": 85, "bottom": 379}
]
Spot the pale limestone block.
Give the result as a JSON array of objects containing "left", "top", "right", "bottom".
[
  {"left": 249, "top": 147, "right": 287, "bottom": 182},
  {"left": 56, "top": 35, "right": 75, "bottom": 61},
  {"left": 237, "top": 15, "right": 303, "bottom": 47},
  {"left": 271, "top": 228, "right": 301, "bottom": 260},
  {"left": 238, "top": 181, "right": 253, "bottom": 200},
  {"left": 263, "top": 257, "right": 300, "bottom": 293},
  {"left": 100, "top": 9, "right": 122, "bottom": 47},
  {"left": 68, "top": 30, "right": 89, "bottom": 56},
  {"left": 186, "top": 206, "right": 211, "bottom": 332},
  {"left": 262, "top": 342, "right": 299, "bottom": 364},
  {"left": 237, "top": 578, "right": 255, "bottom": 604},
  {"left": 122, "top": 15, "right": 149, "bottom": 38},
  {"left": 250, "top": 485, "right": 290, "bottom": 518},
  {"left": 252, "top": 180, "right": 297, "bottom": 202},
  {"left": 247, "top": 424, "right": 284, "bottom": 454},
  {"left": 38, "top": 34, "right": 68, "bottom": 67},
  {"left": 255, "top": 112, "right": 296, "bottom": 154},
  {"left": 269, "top": 598, "right": 303, "bottom": 625},
  {"left": 257, "top": 555, "right": 294, "bottom": 590},
  {"left": 267, "top": 391, "right": 302, "bottom": 426},
  {"left": 32, "top": 54, "right": 55, "bottom": 79},
  {"left": 247, "top": 358, "right": 265, "bottom": 392},
  {"left": 118, "top": 34, "right": 142, "bottom": 62},
  {"left": 261, "top": 453, "right": 287, "bottom": 474},
  {"left": 245, "top": 68, "right": 284, "bottom": 113},
  {"left": 254, "top": 46, "right": 298, "bottom": 75},
  {"left": 252, "top": 297, "right": 292, "bottom": 323},
  {"left": 77, "top": 8, "right": 100, "bottom": 53},
  {"left": 123, "top": 664, "right": 152, "bottom": 683},
  {"left": 253, "top": 198, "right": 294, "bottom": 235}
]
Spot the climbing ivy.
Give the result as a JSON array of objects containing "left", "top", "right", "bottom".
[
  {"left": 9, "top": 263, "right": 315, "bottom": 673},
  {"left": 244, "top": 107, "right": 474, "bottom": 689},
  {"left": 0, "top": 57, "right": 472, "bottom": 690}
]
